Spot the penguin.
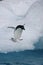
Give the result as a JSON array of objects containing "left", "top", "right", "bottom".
[{"left": 8, "top": 24, "right": 25, "bottom": 42}]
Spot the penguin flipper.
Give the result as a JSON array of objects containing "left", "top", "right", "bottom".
[{"left": 8, "top": 26, "right": 15, "bottom": 29}]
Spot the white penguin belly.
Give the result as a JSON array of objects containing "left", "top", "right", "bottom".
[{"left": 14, "top": 28, "right": 22, "bottom": 40}]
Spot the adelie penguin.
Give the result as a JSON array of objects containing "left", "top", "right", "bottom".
[{"left": 8, "top": 24, "right": 25, "bottom": 42}]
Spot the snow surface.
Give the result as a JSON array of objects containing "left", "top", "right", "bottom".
[{"left": 0, "top": 0, "right": 43, "bottom": 53}]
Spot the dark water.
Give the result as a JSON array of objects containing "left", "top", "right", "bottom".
[{"left": 0, "top": 50, "right": 43, "bottom": 65}]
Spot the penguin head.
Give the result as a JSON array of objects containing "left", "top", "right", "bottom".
[{"left": 15, "top": 25, "right": 25, "bottom": 30}]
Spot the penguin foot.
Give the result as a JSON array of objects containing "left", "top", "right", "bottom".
[
  {"left": 19, "top": 39, "right": 23, "bottom": 41},
  {"left": 10, "top": 38, "right": 17, "bottom": 42}
]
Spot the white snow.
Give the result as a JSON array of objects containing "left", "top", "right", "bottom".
[{"left": 0, "top": 0, "right": 43, "bottom": 53}]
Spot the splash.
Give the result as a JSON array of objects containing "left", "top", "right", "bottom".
[{"left": 0, "top": 0, "right": 43, "bottom": 53}]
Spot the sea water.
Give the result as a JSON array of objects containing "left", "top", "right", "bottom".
[{"left": 0, "top": 50, "right": 43, "bottom": 65}]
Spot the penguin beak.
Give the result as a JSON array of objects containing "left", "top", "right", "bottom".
[
  {"left": 24, "top": 28, "right": 25, "bottom": 30},
  {"left": 23, "top": 24, "right": 25, "bottom": 30}
]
